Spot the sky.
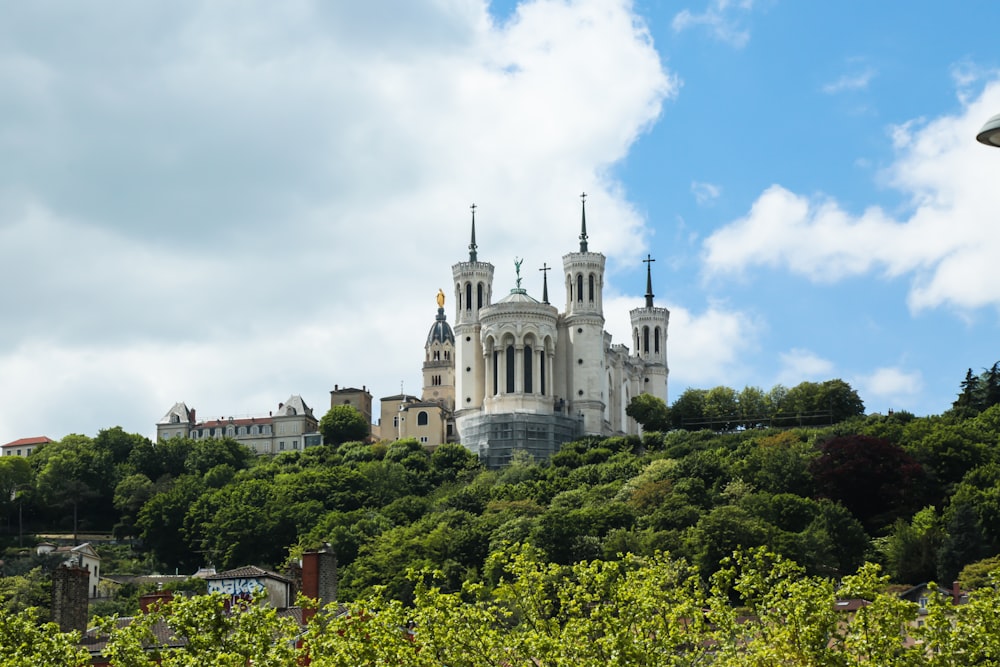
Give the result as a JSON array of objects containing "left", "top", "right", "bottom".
[{"left": 2, "top": 0, "right": 1000, "bottom": 442}]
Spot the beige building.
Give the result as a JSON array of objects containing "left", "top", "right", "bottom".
[
  {"left": 329, "top": 385, "right": 375, "bottom": 439},
  {"left": 1, "top": 436, "right": 52, "bottom": 457},
  {"left": 156, "top": 395, "right": 320, "bottom": 454}
]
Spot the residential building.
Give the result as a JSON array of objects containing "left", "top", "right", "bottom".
[
  {"left": 1, "top": 435, "right": 52, "bottom": 457},
  {"left": 156, "top": 395, "right": 320, "bottom": 454}
]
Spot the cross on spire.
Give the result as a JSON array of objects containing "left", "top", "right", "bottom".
[
  {"left": 539, "top": 262, "right": 551, "bottom": 304},
  {"left": 468, "top": 203, "right": 478, "bottom": 262},
  {"left": 579, "top": 192, "right": 589, "bottom": 252},
  {"left": 643, "top": 254, "right": 656, "bottom": 307}
]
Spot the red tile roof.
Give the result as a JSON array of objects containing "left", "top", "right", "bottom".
[{"left": 1, "top": 436, "right": 53, "bottom": 448}]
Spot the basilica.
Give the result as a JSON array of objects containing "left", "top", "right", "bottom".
[{"left": 383, "top": 200, "right": 670, "bottom": 467}]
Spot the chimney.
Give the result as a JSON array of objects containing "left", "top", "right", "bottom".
[
  {"left": 139, "top": 590, "right": 174, "bottom": 613},
  {"left": 189, "top": 408, "right": 196, "bottom": 422},
  {"left": 300, "top": 545, "right": 337, "bottom": 623},
  {"left": 52, "top": 564, "right": 89, "bottom": 634},
  {"left": 952, "top": 581, "right": 962, "bottom": 605}
]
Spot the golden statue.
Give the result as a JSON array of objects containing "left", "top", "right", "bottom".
[{"left": 436, "top": 288, "right": 446, "bottom": 308}]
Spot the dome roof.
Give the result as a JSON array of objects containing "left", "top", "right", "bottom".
[
  {"left": 497, "top": 288, "right": 539, "bottom": 304},
  {"left": 426, "top": 307, "right": 455, "bottom": 345}
]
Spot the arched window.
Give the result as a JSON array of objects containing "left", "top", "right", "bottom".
[
  {"left": 433, "top": 350, "right": 440, "bottom": 360},
  {"left": 492, "top": 349, "right": 499, "bottom": 395},
  {"left": 576, "top": 274, "right": 584, "bottom": 302},
  {"left": 539, "top": 349, "right": 546, "bottom": 395},
  {"left": 417, "top": 411, "right": 429, "bottom": 426},
  {"left": 523, "top": 345, "right": 533, "bottom": 393},
  {"left": 477, "top": 283, "right": 484, "bottom": 309},
  {"left": 643, "top": 326, "right": 650, "bottom": 353},
  {"left": 654, "top": 327, "right": 660, "bottom": 353},
  {"left": 588, "top": 274, "right": 595, "bottom": 302},
  {"left": 465, "top": 282, "right": 472, "bottom": 311},
  {"left": 634, "top": 328, "right": 639, "bottom": 353},
  {"left": 506, "top": 344, "right": 515, "bottom": 393}
]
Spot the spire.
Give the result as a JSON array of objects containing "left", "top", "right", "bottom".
[
  {"left": 539, "top": 262, "right": 550, "bottom": 304},
  {"left": 468, "top": 203, "right": 478, "bottom": 262},
  {"left": 643, "top": 254, "right": 655, "bottom": 307},
  {"left": 579, "top": 192, "right": 589, "bottom": 252}
]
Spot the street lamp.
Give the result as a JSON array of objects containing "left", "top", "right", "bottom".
[{"left": 976, "top": 112, "right": 1000, "bottom": 147}]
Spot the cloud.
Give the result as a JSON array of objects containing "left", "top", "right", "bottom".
[
  {"left": 855, "top": 366, "right": 924, "bottom": 408},
  {"left": 822, "top": 67, "right": 876, "bottom": 94},
  {"left": 774, "top": 348, "right": 834, "bottom": 386},
  {"left": 606, "top": 296, "right": 763, "bottom": 393},
  {"left": 691, "top": 181, "right": 722, "bottom": 205},
  {"left": 672, "top": 0, "right": 755, "bottom": 48},
  {"left": 702, "top": 78, "right": 1000, "bottom": 313},
  {"left": 0, "top": 0, "right": 677, "bottom": 440}
]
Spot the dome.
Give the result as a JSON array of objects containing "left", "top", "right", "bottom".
[
  {"left": 497, "top": 288, "right": 539, "bottom": 304},
  {"left": 426, "top": 307, "right": 455, "bottom": 345}
]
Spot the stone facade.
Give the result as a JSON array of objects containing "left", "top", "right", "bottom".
[
  {"left": 156, "top": 395, "right": 321, "bottom": 454},
  {"left": 445, "top": 201, "right": 669, "bottom": 466}
]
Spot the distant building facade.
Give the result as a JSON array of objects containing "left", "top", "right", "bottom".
[
  {"left": 1, "top": 436, "right": 52, "bottom": 457},
  {"left": 156, "top": 395, "right": 320, "bottom": 454}
]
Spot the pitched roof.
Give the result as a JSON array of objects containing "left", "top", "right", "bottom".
[
  {"left": 1, "top": 436, "right": 52, "bottom": 448},
  {"left": 206, "top": 565, "right": 291, "bottom": 583}
]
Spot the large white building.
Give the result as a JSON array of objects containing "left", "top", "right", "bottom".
[
  {"left": 156, "top": 395, "right": 321, "bottom": 454},
  {"left": 439, "top": 199, "right": 669, "bottom": 467}
]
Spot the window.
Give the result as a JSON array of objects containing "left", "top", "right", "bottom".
[
  {"left": 417, "top": 411, "right": 429, "bottom": 426},
  {"left": 576, "top": 274, "right": 583, "bottom": 302},
  {"left": 465, "top": 282, "right": 472, "bottom": 311},
  {"left": 539, "top": 349, "right": 546, "bottom": 395},
  {"left": 643, "top": 326, "right": 650, "bottom": 353},
  {"left": 654, "top": 327, "right": 660, "bottom": 353},
  {"left": 523, "top": 345, "right": 533, "bottom": 393},
  {"left": 588, "top": 273, "right": 595, "bottom": 301},
  {"left": 279, "top": 441, "right": 285, "bottom": 451},
  {"left": 477, "top": 282, "right": 484, "bottom": 309},
  {"left": 420, "top": 436, "right": 428, "bottom": 443},
  {"left": 506, "top": 345, "right": 515, "bottom": 393},
  {"left": 292, "top": 440, "right": 299, "bottom": 449}
]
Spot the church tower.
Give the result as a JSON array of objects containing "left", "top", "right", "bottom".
[
  {"left": 629, "top": 255, "right": 670, "bottom": 403},
  {"left": 452, "top": 205, "right": 494, "bottom": 416},
  {"left": 558, "top": 194, "right": 607, "bottom": 435},
  {"left": 422, "top": 289, "right": 456, "bottom": 411}
]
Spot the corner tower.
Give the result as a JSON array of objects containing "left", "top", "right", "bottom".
[
  {"left": 423, "top": 289, "right": 456, "bottom": 411},
  {"left": 452, "top": 205, "right": 494, "bottom": 416},
  {"left": 558, "top": 194, "right": 607, "bottom": 435},
  {"left": 629, "top": 254, "right": 670, "bottom": 403}
]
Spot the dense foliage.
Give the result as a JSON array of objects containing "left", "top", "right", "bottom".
[
  {"left": 3, "top": 372, "right": 1000, "bottom": 616},
  {"left": 9, "top": 547, "right": 1000, "bottom": 665}
]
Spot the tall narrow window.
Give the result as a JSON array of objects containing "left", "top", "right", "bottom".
[
  {"left": 588, "top": 274, "right": 595, "bottom": 302},
  {"left": 523, "top": 345, "right": 533, "bottom": 393},
  {"left": 465, "top": 283, "right": 472, "bottom": 311},
  {"left": 643, "top": 326, "right": 650, "bottom": 353},
  {"left": 539, "top": 350, "right": 546, "bottom": 395},
  {"left": 577, "top": 274, "right": 584, "bottom": 302},
  {"left": 506, "top": 345, "right": 515, "bottom": 393},
  {"left": 477, "top": 283, "right": 484, "bottom": 309},
  {"left": 654, "top": 327, "right": 660, "bottom": 353},
  {"left": 493, "top": 350, "right": 499, "bottom": 396}
]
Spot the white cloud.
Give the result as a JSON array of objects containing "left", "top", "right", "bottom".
[
  {"left": 854, "top": 366, "right": 924, "bottom": 407},
  {"left": 702, "top": 78, "right": 1000, "bottom": 313},
  {"left": 672, "top": 0, "right": 755, "bottom": 48},
  {"left": 0, "top": 0, "right": 677, "bottom": 440},
  {"left": 822, "top": 67, "right": 876, "bottom": 94},
  {"left": 691, "top": 181, "right": 722, "bottom": 205},
  {"left": 606, "top": 296, "right": 763, "bottom": 394},
  {"left": 774, "top": 348, "right": 834, "bottom": 387}
]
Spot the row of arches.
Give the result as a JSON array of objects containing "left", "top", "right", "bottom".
[
  {"left": 482, "top": 334, "right": 554, "bottom": 398},
  {"left": 567, "top": 271, "right": 601, "bottom": 304},
  {"left": 634, "top": 324, "right": 664, "bottom": 356},
  {"left": 457, "top": 280, "right": 490, "bottom": 313}
]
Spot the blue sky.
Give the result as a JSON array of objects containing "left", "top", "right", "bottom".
[{"left": 1, "top": 0, "right": 999, "bottom": 441}]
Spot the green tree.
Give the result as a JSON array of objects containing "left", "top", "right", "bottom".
[
  {"left": 625, "top": 393, "right": 671, "bottom": 431},
  {"left": 0, "top": 607, "right": 90, "bottom": 666},
  {"left": 319, "top": 405, "right": 370, "bottom": 446},
  {"left": 33, "top": 435, "right": 111, "bottom": 540},
  {"left": 670, "top": 388, "right": 707, "bottom": 430}
]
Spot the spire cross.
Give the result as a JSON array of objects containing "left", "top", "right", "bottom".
[
  {"left": 643, "top": 254, "right": 656, "bottom": 307},
  {"left": 468, "top": 203, "right": 478, "bottom": 262},
  {"left": 539, "top": 262, "right": 551, "bottom": 304}
]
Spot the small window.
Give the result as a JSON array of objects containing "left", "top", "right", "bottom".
[
  {"left": 279, "top": 441, "right": 285, "bottom": 451},
  {"left": 417, "top": 411, "right": 429, "bottom": 426}
]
